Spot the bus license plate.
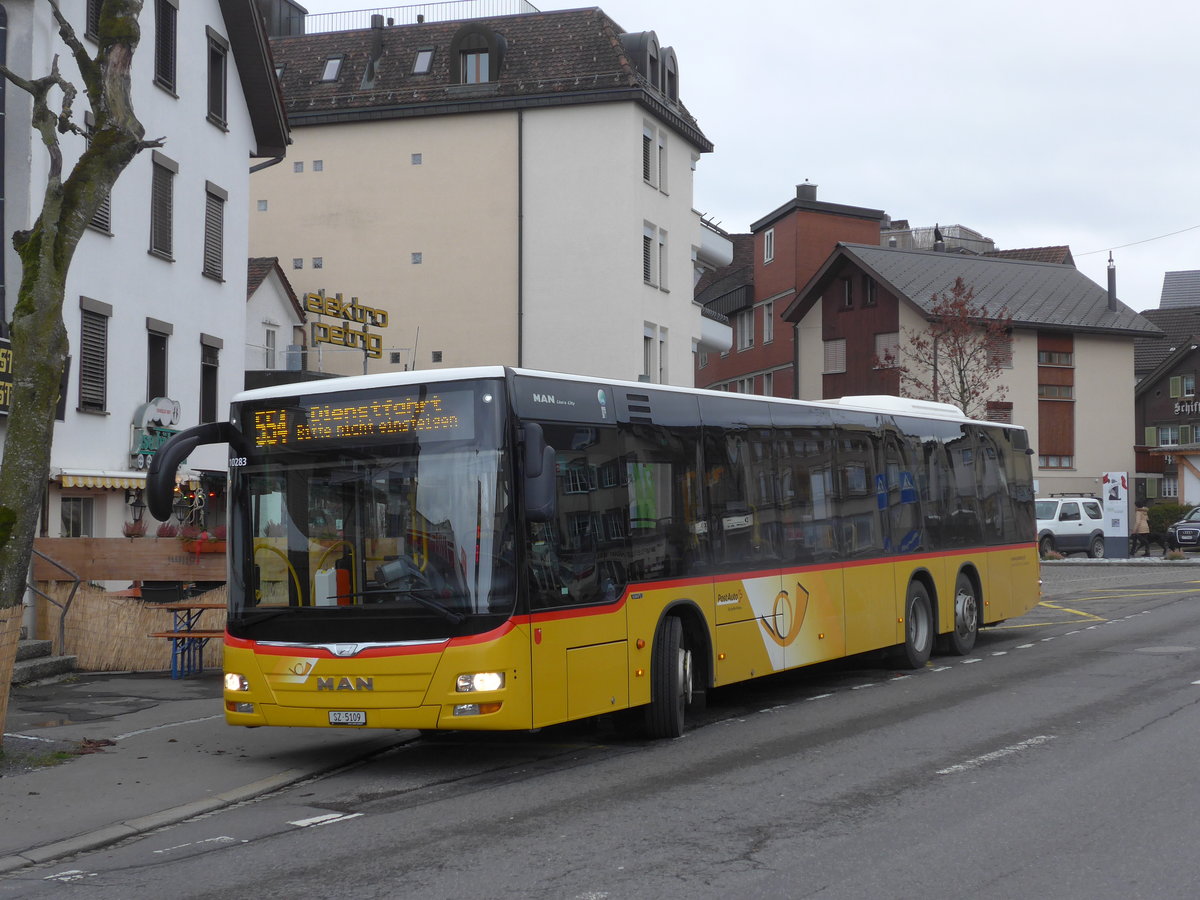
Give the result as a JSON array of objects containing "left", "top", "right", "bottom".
[{"left": 329, "top": 711, "right": 366, "bottom": 726}]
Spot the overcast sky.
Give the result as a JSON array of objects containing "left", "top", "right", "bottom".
[{"left": 308, "top": 0, "right": 1200, "bottom": 311}]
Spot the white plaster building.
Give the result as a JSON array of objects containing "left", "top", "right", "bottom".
[
  {"left": 250, "top": 4, "right": 731, "bottom": 386},
  {"left": 1, "top": 0, "right": 287, "bottom": 546}
]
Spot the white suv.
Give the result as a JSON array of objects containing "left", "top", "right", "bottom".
[{"left": 1035, "top": 496, "right": 1105, "bottom": 557}]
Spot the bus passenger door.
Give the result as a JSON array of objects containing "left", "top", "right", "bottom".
[{"left": 524, "top": 423, "right": 631, "bottom": 728}]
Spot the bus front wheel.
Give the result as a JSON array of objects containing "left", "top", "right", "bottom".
[
  {"left": 895, "top": 582, "right": 933, "bottom": 669},
  {"left": 644, "top": 616, "right": 692, "bottom": 739}
]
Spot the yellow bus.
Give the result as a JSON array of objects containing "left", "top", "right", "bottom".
[{"left": 146, "top": 367, "right": 1039, "bottom": 738}]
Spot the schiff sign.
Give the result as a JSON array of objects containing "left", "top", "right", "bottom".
[
  {"left": 0, "top": 338, "right": 12, "bottom": 415},
  {"left": 304, "top": 292, "right": 388, "bottom": 360}
]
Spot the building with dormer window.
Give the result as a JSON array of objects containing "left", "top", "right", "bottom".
[{"left": 250, "top": 2, "right": 731, "bottom": 384}]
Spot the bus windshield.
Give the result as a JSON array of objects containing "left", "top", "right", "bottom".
[{"left": 228, "top": 381, "right": 513, "bottom": 644}]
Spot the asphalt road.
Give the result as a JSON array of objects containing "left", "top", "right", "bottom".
[{"left": 6, "top": 563, "right": 1200, "bottom": 899}]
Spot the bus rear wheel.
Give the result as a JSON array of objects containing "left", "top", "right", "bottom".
[
  {"left": 895, "top": 581, "right": 933, "bottom": 669},
  {"left": 644, "top": 616, "right": 692, "bottom": 739},
  {"left": 939, "top": 572, "right": 978, "bottom": 655}
]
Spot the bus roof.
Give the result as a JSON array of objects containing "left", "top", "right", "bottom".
[{"left": 232, "top": 366, "right": 1003, "bottom": 428}]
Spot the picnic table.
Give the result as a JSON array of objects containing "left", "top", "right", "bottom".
[{"left": 149, "top": 601, "right": 226, "bottom": 678}]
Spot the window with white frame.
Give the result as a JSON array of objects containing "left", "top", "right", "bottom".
[
  {"left": 642, "top": 222, "right": 665, "bottom": 287},
  {"left": 823, "top": 338, "right": 847, "bottom": 374},
  {"left": 657, "top": 131, "right": 667, "bottom": 194},
  {"left": 874, "top": 331, "right": 899, "bottom": 367},
  {"left": 1163, "top": 474, "right": 1179, "bottom": 497},
  {"left": 264, "top": 328, "right": 277, "bottom": 369},
  {"left": 762, "top": 301, "right": 774, "bottom": 343},
  {"left": 642, "top": 125, "right": 654, "bottom": 184},
  {"left": 763, "top": 372, "right": 773, "bottom": 396},
  {"left": 736, "top": 309, "right": 753, "bottom": 351},
  {"left": 658, "top": 229, "right": 668, "bottom": 290},
  {"left": 61, "top": 497, "right": 94, "bottom": 538},
  {"left": 763, "top": 228, "right": 774, "bottom": 264}
]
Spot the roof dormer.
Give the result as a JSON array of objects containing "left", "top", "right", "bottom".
[
  {"left": 620, "top": 30, "right": 678, "bottom": 101},
  {"left": 449, "top": 22, "right": 507, "bottom": 84}
]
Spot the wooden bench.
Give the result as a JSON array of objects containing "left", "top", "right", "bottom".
[{"left": 148, "top": 630, "right": 225, "bottom": 678}]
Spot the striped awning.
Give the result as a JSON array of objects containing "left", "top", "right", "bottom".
[{"left": 54, "top": 469, "right": 148, "bottom": 490}]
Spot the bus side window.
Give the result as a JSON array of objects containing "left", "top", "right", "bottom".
[
  {"left": 622, "top": 423, "right": 702, "bottom": 581},
  {"left": 703, "top": 426, "right": 779, "bottom": 572},
  {"left": 526, "top": 423, "right": 629, "bottom": 608},
  {"left": 834, "top": 428, "right": 883, "bottom": 558}
]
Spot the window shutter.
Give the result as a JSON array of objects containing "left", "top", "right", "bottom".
[
  {"left": 1182, "top": 425, "right": 1194, "bottom": 445},
  {"left": 150, "top": 162, "right": 173, "bottom": 256},
  {"left": 79, "top": 310, "right": 108, "bottom": 411},
  {"left": 642, "top": 132, "right": 652, "bottom": 182},
  {"left": 1147, "top": 479, "right": 1160, "bottom": 499},
  {"left": 1170, "top": 376, "right": 1182, "bottom": 398},
  {"left": 154, "top": 0, "right": 177, "bottom": 91},
  {"left": 1144, "top": 426, "right": 1158, "bottom": 446},
  {"left": 203, "top": 190, "right": 224, "bottom": 279},
  {"left": 823, "top": 338, "right": 847, "bottom": 374}
]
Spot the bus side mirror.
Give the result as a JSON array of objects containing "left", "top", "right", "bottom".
[
  {"left": 146, "top": 422, "right": 241, "bottom": 520},
  {"left": 523, "top": 422, "right": 556, "bottom": 523}
]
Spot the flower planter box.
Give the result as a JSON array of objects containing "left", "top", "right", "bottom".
[{"left": 182, "top": 541, "right": 227, "bottom": 554}]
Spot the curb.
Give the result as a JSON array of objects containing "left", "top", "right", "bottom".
[{"left": 0, "top": 734, "right": 403, "bottom": 874}]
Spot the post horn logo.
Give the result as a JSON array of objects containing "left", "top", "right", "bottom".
[{"left": 760, "top": 583, "right": 809, "bottom": 647}]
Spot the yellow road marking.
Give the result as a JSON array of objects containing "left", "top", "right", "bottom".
[{"left": 1038, "top": 600, "right": 1106, "bottom": 622}]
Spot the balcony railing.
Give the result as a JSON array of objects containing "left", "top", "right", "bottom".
[{"left": 300, "top": 0, "right": 540, "bottom": 34}]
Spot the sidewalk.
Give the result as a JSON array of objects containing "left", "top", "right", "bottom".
[{"left": 0, "top": 671, "right": 406, "bottom": 873}]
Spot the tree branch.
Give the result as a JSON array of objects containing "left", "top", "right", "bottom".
[{"left": 48, "top": 0, "right": 101, "bottom": 100}]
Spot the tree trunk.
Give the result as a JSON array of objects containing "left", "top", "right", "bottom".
[{"left": 0, "top": 0, "right": 148, "bottom": 730}]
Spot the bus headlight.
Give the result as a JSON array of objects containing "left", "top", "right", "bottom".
[
  {"left": 456, "top": 672, "right": 505, "bottom": 692},
  {"left": 225, "top": 673, "right": 250, "bottom": 692}
]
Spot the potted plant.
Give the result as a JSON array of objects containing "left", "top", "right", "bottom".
[{"left": 122, "top": 519, "right": 148, "bottom": 538}]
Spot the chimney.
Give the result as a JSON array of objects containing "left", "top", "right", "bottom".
[
  {"left": 1107, "top": 252, "right": 1118, "bottom": 311},
  {"left": 796, "top": 182, "right": 817, "bottom": 201},
  {"left": 362, "top": 15, "right": 384, "bottom": 87}
]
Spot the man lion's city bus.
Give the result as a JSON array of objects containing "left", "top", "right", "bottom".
[{"left": 146, "top": 367, "right": 1039, "bottom": 738}]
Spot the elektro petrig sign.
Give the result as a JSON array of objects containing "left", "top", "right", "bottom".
[{"left": 305, "top": 292, "right": 388, "bottom": 360}]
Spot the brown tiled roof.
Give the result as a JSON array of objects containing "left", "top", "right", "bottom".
[
  {"left": 984, "top": 245, "right": 1075, "bottom": 266},
  {"left": 247, "top": 256, "right": 306, "bottom": 322},
  {"left": 269, "top": 8, "right": 710, "bottom": 150}
]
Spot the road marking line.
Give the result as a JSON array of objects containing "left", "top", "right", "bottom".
[
  {"left": 288, "top": 813, "right": 363, "bottom": 828},
  {"left": 154, "top": 836, "right": 242, "bottom": 855},
  {"left": 962, "top": 658, "right": 982, "bottom": 664},
  {"left": 937, "top": 735, "right": 1055, "bottom": 775}
]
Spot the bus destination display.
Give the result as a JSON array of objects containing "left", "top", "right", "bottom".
[{"left": 251, "top": 389, "right": 474, "bottom": 448}]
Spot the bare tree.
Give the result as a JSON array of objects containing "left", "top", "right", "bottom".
[
  {"left": 887, "top": 277, "right": 1012, "bottom": 419},
  {"left": 0, "top": 0, "right": 159, "bottom": 729}
]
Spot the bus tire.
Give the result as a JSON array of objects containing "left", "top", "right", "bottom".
[
  {"left": 896, "top": 581, "right": 933, "bottom": 669},
  {"left": 939, "top": 572, "right": 978, "bottom": 656},
  {"left": 644, "top": 616, "right": 691, "bottom": 739}
]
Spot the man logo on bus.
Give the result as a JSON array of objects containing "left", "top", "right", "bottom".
[{"left": 317, "top": 676, "right": 375, "bottom": 691}]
